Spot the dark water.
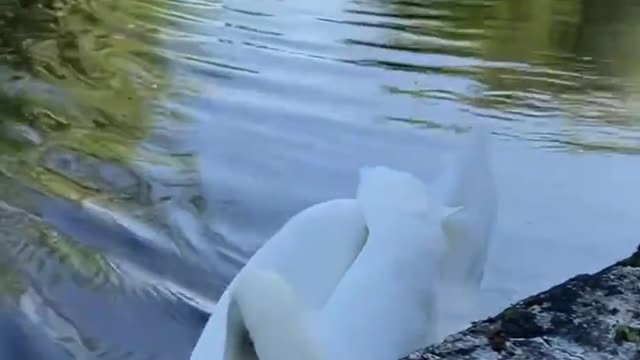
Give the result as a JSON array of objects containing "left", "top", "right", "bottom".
[{"left": 0, "top": 0, "right": 639, "bottom": 358}]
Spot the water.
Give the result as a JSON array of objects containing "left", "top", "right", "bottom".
[{"left": 1, "top": 0, "right": 639, "bottom": 358}]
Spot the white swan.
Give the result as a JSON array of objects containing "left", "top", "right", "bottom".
[
  {"left": 219, "top": 166, "right": 458, "bottom": 360},
  {"left": 191, "top": 127, "right": 497, "bottom": 359},
  {"left": 190, "top": 199, "right": 368, "bottom": 360}
]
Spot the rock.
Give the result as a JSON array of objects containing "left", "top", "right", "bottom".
[{"left": 404, "top": 244, "right": 640, "bottom": 360}]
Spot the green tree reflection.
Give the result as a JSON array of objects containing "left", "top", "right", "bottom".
[
  {"left": 0, "top": 0, "right": 197, "bottom": 301},
  {"left": 0, "top": 0, "right": 180, "bottom": 200},
  {"left": 383, "top": 0, "right": 640, "bottom": 151}
]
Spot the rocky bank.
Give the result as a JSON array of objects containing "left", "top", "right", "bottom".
[{"left": 404, "top": 245, "right": 640, "bottom": 360}]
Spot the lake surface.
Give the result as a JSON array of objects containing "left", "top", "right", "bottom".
[{"left": 1, "top": 0, "right": 640, "bottom": 358}]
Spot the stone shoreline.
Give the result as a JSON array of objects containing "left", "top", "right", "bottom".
[{"left": 404, "top": 245, "right": 640, "bottom": 360}]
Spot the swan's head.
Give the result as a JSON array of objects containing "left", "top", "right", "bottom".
[{"left": 224, "top": 269, "right": 326, "bottom": 360}]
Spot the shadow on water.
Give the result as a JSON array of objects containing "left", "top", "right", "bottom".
[{"left": 0, "top": 0, "right": 639, "bottom": 358}]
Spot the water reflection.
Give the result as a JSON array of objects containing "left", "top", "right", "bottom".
[
  {"left": 380, "top": 0, "right": 640, "bottom": 151},
  {"left": 0, "top": 0, "right": 162, "bottom": 194},
  {"left": 0, "top": 0, "right": 216, "bottom": 357}
]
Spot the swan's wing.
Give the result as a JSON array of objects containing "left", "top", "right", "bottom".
[
  {"left": 259, "top": 199, "right": 367, "bottom": 308},
  {"left": 224, "top": 294, "right": 255, "bottom": 360},
  {"left": 232, "top": 269, "right": 326, "bottom": 360},
  {"left": 434, "top": 125, "right": 496, "bottom": 208},
  {"left": 191, "top": 199, "right": 366, "bottom": 360},
  {"left": 436, "top": 125, "right": 498, "bottom": 287},
  {"left": 191, "top": 291, "right": 233, "bottom": 360}
]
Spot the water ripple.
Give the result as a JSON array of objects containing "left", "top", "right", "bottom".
[{"left": 1, "top": 0, "right": 640, "bottom": 358}]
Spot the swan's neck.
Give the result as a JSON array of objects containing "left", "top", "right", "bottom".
[{"left": 225, "top": 270, "right": 327, "bottom": 360}]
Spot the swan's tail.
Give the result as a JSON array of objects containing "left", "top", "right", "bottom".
[
  {"left": 438, "top": 125, "right": 498, "bottom": 287},
  {"left": 228, "top": 269, "right": 325, "bottom": 360}
]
